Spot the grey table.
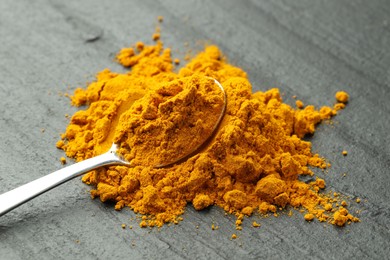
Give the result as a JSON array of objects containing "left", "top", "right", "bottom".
[{"left": 1, "top": 0, "right": 389, "bottom": 259}]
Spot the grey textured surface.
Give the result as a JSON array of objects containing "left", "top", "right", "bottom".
[{"left": 0, "top": 0, "right": 389, "bottom": 259}]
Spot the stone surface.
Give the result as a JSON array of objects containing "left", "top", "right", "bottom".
[{"left": 0, "top": 0, "right": 389, "bottom": 259}]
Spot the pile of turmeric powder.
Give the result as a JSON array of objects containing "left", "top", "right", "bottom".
[{"left": 57, "top": 32, "right": 359, "bottom": 228}]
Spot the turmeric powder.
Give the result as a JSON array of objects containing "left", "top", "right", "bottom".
[
  {"left": 114, "top": 75, "right": 225, "bottom": 167},
  {"left": 59, "top": 31, "right": 359, "bottom": 228},
  {"left": 335, "top": 91, "right": 349, "bottom": 103},
  {"left": 295, "top": 100, "right": 304, "bottom": 109},
  {"left": 60, "top": 157, "right": 66, "bottom": 165}
]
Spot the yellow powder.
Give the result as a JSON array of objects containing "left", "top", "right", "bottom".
[
  {"left": 136, "top": 42, "right": 144, "bottom": 51},
  {"left": 324, "top": 203, "right": 333, "bottom": 211},
  {"left": 60, "top": 157, "right": 66, "bottom": 165},
  {"left": 335, "top": 91, "right": 349, "bottom": 103},
  {"left": 333, "top": 103, "right": 346, "bottom": 111},
  {"left": 332, "top": 207, "right": 359, "bottom": 226},
  {"left": 252, "top": 221, "right": 261, "bottom": 228},
  {"left": 296, "top": 100, "right": 304, "bottom": 109},
  {"left": 140, "top": 220, "right": 147, "bottom": 228},
  {"left": 152, "top": 33, "right": 160, "bottom": 41},
  {"left": 58, "top": 31, "right": 359, "bottom": 228},
  {"left": 304, "top": 213, "right": 315, "bottom": 221},
  {"left": 193, "top": 194, "right": 213, "bottom": 210}
]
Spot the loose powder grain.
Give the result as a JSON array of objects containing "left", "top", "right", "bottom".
[{"left": 58, "top": 30, "right": 359, "bottom": 228}]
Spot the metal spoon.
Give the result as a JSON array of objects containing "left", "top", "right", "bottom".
[{"left": 0, "top": 78, "right": 226, "bottom": 216}]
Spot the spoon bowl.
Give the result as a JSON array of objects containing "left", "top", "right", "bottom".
[{"left": 0, "top": 78, "right": 226, "bottom": 216}]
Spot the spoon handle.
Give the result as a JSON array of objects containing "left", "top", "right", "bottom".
[{"left": 0, "top": 147, "right": 127, "bottom": 216}]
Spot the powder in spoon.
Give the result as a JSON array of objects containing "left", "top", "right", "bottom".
[
  {"left": 114, "top": 75, "right": 225, "bottom": 167},
  {"left": 58, "top": 31, "right": 359, "bottom": 228}
]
